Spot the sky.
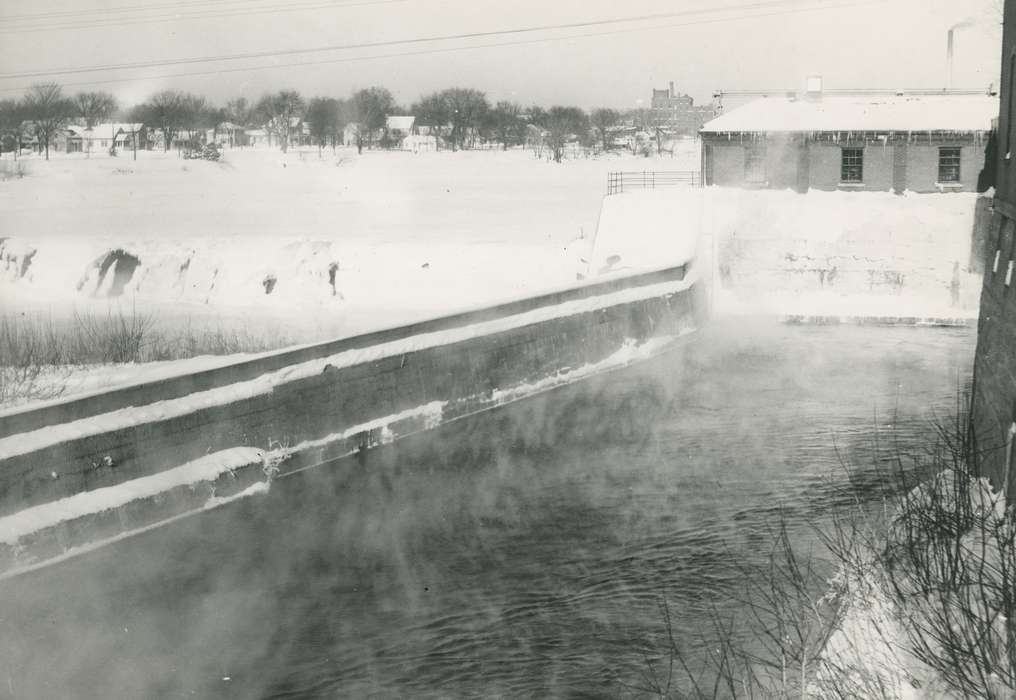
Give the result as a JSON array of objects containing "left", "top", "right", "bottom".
[{"left": 0, "top": 0, "right": 1004, "bottom": 110}]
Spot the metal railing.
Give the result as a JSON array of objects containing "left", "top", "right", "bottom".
[{"left": 607, "top": 170, "right": 700, "bottom": 195}]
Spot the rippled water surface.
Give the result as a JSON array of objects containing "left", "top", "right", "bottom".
[{"left": 0, "top": 319, "right": 976, "bottom": 698}]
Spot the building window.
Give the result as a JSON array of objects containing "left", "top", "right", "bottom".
[
  {"left": 841, "top": 148, "right": 863, "bottom": 183},
  {"left": 938, "top": 147, "right": 961, "bottom": 183},
  {"left": 745, "top": 145, "right": 766, "bottom": 183}
]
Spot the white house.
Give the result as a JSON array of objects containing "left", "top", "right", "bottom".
[{"left": 67, "top": 123, "right": 147, "bottom": 155}]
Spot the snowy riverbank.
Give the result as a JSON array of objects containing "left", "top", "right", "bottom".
[{"left": 0, "top": 144, "right": 988, "bottom": 405}]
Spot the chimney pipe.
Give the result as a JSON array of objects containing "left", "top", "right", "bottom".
[
  {"left": 947, "top": 28, "right": 955, "bottom": 89},
  {"left": 670, "top": 81, "right": 675, "bottom": 97}
]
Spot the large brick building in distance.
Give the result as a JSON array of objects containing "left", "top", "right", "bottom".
[
  {"left": 699, "top": 87, "right": 997, "bottom": 193},
  {"left": 972, "top": 1, "right": 1016, "bottom": 499},
  {"left": 650, "top": 82, "right": 717, "bottom": 135}
]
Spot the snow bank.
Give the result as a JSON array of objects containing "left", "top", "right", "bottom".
[
  {"left": 0, "top": 148, "right": 694, "bottom": 321},
  {"left": 593, "top": 187, "right": 983, "bottom": 319},
  {"left": 4, "top": 146, "right": 975, "bottom": 325},
  {"left": 816, "top": 470, "right": 1012, "bottom": 698},
  {"left": 590, "top": 190, "right": 701, "bottom": 275}
]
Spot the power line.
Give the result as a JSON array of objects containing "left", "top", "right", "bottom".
[
  {"left": 0, "top": 0, "right": 852, "bottom": 79},
  {"left": 0, "top": 0, "right": 278, "bottom": 23},
  {"left": 0, "top": 0, "right": 407, "bottom": 34},
  {"left": 0, "top": 0, "right": 880, "bottom": 95}
]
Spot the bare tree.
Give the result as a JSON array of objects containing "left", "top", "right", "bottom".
[
  {"left": 590, "top": 108, "right": 621, "bottom": 152},
  {"left": 21, "top": 83, "right": 74, "bottom": 160},
  {"left": 412, "top": 92, "right": 451, "bottom": 152},
  {"left": 72, "top": 91, "right": 118, "bottom": 156},
  {"left": 544, "top": 106, "right": 588, "bottom": 162},
  {"left": 441, "top": 88, "right": 488, "bottom": 150},
  {"left": 204, "top": 107, "right": 228, "bottom": 146},
  {"left": 0, "top": 99, "right": 24, "bottom": 158},
  {"left": 305, "top": 97, "right": 341, "bottom": 153},
  {"left": 225, "top": 97, "right": 254, "bottom": 127},
  {"left": 132, "top": 90, "right": 184, "bottom": 151},
  {"left": 73, "top": 91, "right": 117, "bottom": 128},
  {"left": 491, "top": 101, "right": 523, "bottom": 150},
  {"left": 351, "top": 86, "right": 395, "bottom": 152},
  {"left": 256, "top": 90, "right": 305, "bottom": 153}
]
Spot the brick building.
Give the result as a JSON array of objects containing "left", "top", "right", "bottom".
[
  {"left": 699, "top": 91, "right": 997, "bottom": 193},
  {"left": 650, "top": 82, "right": 717, "bottom": 135},
  {"left": 972, "top": 2, "right": 1016, "bottom": 499}
]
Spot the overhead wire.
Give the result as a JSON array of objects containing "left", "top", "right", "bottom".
[
  {"left": 0, "top": 0, "right": 408, "bottom": 34},
  {"left": 0, "top": 0, "right": 279, "bottom": 23},
  {"left": 0, "top": 0, "right": 864, "bottom": 79},
  {"left": 0, "top": 0, "right": 881, "bottom": 95}
]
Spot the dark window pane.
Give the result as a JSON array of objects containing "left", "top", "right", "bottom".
[
  {"left": 938, "top": 147, "right": 961, "bottom": 183},
  {"left": 841, "top": 148, "right": 863, "bottom": 182}
]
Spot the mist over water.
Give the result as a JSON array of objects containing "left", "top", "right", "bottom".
[{"left": 0, "top": 319, "right": 975, "bottom": 699}]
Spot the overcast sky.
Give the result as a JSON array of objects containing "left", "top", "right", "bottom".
[{"left": 0, "top": 0, "right": 1004, "bottom": 110}]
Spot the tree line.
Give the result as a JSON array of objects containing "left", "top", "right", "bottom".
[{"left": 0, "top": 82, "right": 633, "bottom": 161}]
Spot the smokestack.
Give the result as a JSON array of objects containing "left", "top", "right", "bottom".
[
  {"left": 947, "top": 29, "right": 954, "bottom": 89},
  {"left": 670, "top": 81, "right": 675, "bottom": 97},
  {"left": 947, "top": 20, "right": 977, "bottom": 90}
]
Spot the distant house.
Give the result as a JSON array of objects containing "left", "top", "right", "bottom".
[
  {"left": 402, "top": 133, "right": 437, "bottom": 153},
  {"left": 385, "top": 115, "right": 416, "bottom": 148},
  {"left": 81, "top": 123, "right": 147, "bottom": 154},
  {"left": 245, "top": 128, "right": 271, "bottom": 148},
  {"left": 207, "top": 122, "right": 245, "bottom": 147},
  {"left": 244, "top": 118, "right": 309, "bottom": 149},
  {"left": 17, "top": 122, "right": 146, "bottom": 154},
  {"left": 699, "top": 87, "right": 998, "bottom": 193},
  {"left": 288, "top": 117, "right": 311, "bottom": 148},
  {"left": 650, "top": 83, "right": 717, "bottom": 135},
  {"left": 63, "top": 126, "right": 84, "bottom": 153}
]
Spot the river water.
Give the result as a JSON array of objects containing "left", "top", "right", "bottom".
[{"left": 0, "top": 319, "right": 975, "bottom": 699}]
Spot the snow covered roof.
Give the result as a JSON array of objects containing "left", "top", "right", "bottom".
[
  {"left": 386, "top": 115, "right": 415, "bottom": 131},
  {"left": 88, "top": 123, "right": 144, "bottom": 134},
  {"left": 700, "top": 94, "right": 999, "bottom": 134}
]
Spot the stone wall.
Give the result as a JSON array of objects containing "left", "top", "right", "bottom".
[
  {"left": 703, "top": 136, "right": 986, "bottom": 193},
  {"left": 972, "top": 208, "right": 1016, "bottom": 498}
]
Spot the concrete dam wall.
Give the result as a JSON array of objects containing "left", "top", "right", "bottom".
[{"left": 0, "top": 265, "right": 701, "bottom": 578}]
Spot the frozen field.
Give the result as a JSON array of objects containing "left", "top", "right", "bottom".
[
  {"left": 1, "top": 144, "right": 701, "bottom": 337},
  {"left": 0, "top": 141, "right": 986, "bottom": 404}
]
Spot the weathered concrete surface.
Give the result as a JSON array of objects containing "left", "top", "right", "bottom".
[
  {"left": 0, "top": 265, "right": 700, "bottom": 577},
  {"left": 972, "top": 208, "right": 1016, "bottom": 498}
]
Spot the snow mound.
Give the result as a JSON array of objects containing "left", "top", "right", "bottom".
[
  {"left": 591, "top": 190, "right": 700, "bottom": 276},
  {"left": 0, "top": 238, "right": 36, "bottom": 281}
]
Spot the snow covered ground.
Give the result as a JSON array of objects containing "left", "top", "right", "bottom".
[
  {"left": 1, "top": 143, "right": 700, "bottom": 333},
  {"left": 0, "top": 140, "right": 985, "bottom": 404}
]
